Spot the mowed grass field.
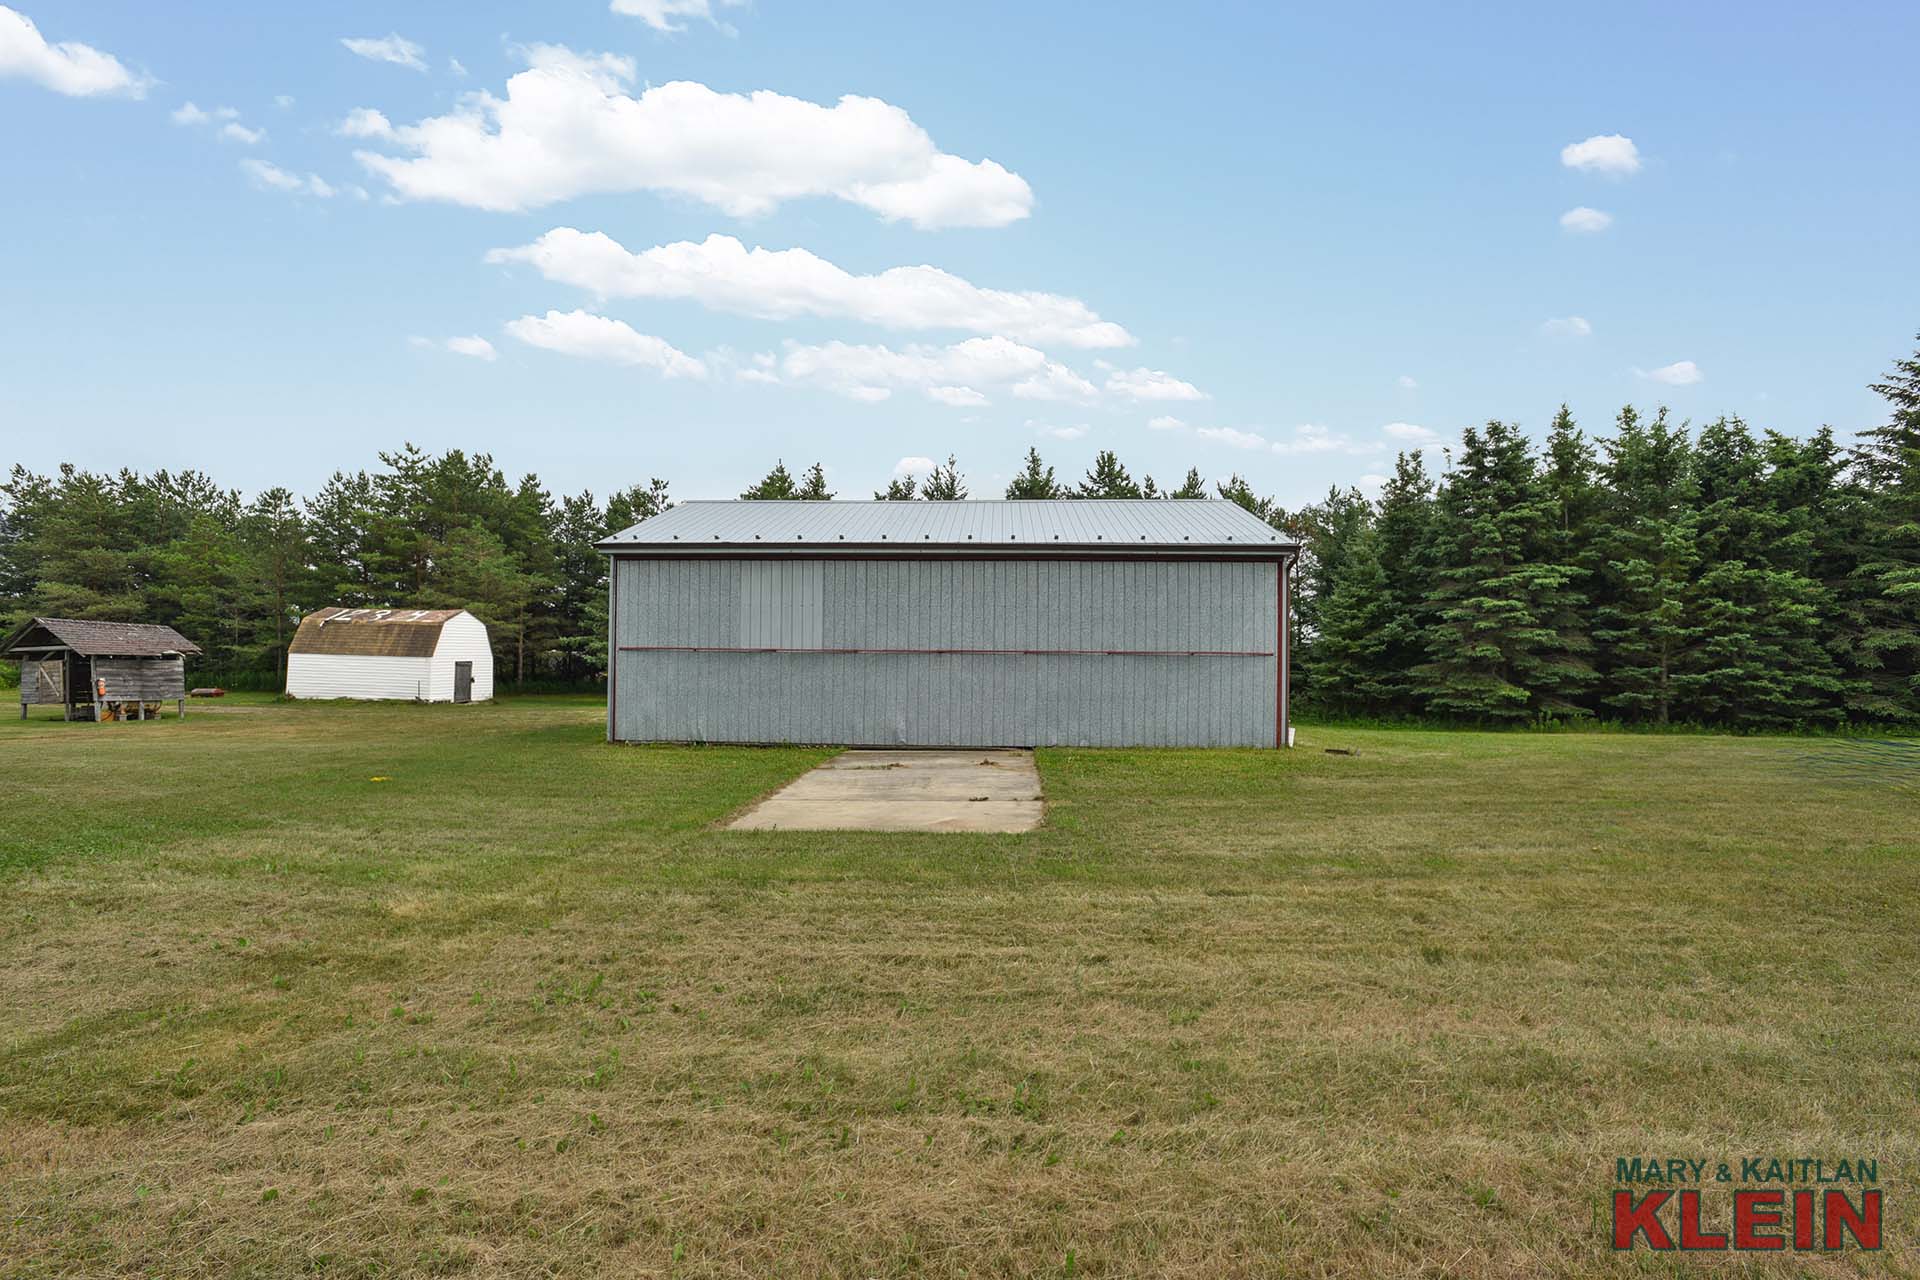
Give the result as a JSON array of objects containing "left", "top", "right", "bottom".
[{"left": 1, "top": 697, "right": 1915, "bottom": 1278}]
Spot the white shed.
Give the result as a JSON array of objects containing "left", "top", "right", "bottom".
[{"left": 285, "top": 608, "right": 493, "bottom": 703}]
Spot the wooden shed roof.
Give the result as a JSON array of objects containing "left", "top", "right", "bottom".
[
  {"left": 2, "top": 616, "right": 202, "bottom": 657},
  {"left": 288, "top": 608, "right": 469, "bottom": 658}
]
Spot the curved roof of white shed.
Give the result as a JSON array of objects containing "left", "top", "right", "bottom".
[
  {"left": 288, "top": 608, "right": 474, "bottom": 657},
  {"left": 598, "top": 500, "right": 1297, "bottom": 558}
]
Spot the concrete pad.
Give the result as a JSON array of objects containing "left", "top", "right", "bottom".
[{"left": 728, "top": 749, "right": 1044, "bottom": 833}]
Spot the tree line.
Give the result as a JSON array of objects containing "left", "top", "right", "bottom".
[{"left": 3, "top": 338, "right": 1915, "bottom": 726}]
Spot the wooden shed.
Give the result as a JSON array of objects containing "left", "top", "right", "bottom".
[{"left": 4, "top": 617, "right": 201, "bottom": 721}]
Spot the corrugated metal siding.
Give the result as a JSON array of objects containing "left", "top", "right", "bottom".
[
  {"left": 286, "top": 653, "right": 435, "bottom": 700},
  {"left": 602, "top": 499, "right": 1294, "bottom": 552},
  {"left": 612, "top": 558, "right": 1278, "bottom": 747},
  {"left": 739, "top": 561, "right": 825, "bottom": 647}
]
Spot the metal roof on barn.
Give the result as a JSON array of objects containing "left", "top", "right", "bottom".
[
  {"left": 598, "top": 500, "right": 1297, "bottom": 557},
  {"left": 1, "top": 616, "right": 202, "bottom": 657},
  {"left": 287, "top": 607, "right": 468, "bottom": 658}
]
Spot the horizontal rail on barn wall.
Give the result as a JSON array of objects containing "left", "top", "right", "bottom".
[
  {"left": 602, "top": 549, "right": 1295, "bottom": 563},
  {"left": 619, "top": 645, "right": 1277, "bottom": 658}
]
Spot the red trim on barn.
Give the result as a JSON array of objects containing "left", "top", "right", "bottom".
[{"left": 620, "top": 644, "right": 1275, "bottom": 658}]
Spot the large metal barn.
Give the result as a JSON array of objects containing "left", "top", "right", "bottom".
[{"left": 599, "top": 501, "right": 1298, "bottom": 748}]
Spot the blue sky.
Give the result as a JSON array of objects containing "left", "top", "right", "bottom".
[{"left": 3, "top": 1, "right": 1916, "bottom": 507}]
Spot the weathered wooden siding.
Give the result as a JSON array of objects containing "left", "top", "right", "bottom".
[
  {"left": 93, "top": 657, "right": 186, "bottom": 701},
  {"left": 611, "top": 558, "right": 1279, "bottom": 747},
  {"left": 18, "top": 658, "right": 65, "bottom": 705}
]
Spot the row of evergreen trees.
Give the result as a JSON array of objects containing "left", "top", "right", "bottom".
[
  {"left": 0, "top": 447, "right": 671, "bottom": 687},
  {"left": 1299, "top": 344, "right": 1919, "bottom": 727},
  {"left": 3, "top": 339, "right": 1915, "bottom": 725}
]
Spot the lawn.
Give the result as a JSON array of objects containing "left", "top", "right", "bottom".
[{"left": 0, "top": 697, "right": 1914, "bottom": 1277}]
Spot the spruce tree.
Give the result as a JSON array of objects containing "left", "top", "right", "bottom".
[
  {"left": 1591, "top": 407, "right": 1699, "bottom": 724},
  {"left": 1842, "top": 336, "right": 1920, "bottom": 720},
  {"left": 1312, "top": 522, "right": 1398, "bottom": 715},
  {"left": 1293, "top": 486, "right": 1370, "bottom": 707},
  {"left": 874, "top": 475, "right": 918, "bottom": 500},
  {"left": 1676, "top": 417, "right": 1845, "bottom": 728},
  {"left": 1413, "top": 421, "right": 1592, "bottom": 720},
  {"left": 1371, "top": 451, "right": 1438, "bottom": 715}
]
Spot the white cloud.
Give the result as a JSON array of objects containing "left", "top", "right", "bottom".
[
  {"left": 1559, "top": 206, "right": 1612, "bottom": 233},
  {"left": 927, "top": 386, "right": 988, "bottom": 407},
  {"left": 171, "top": 102, "right": 237, "bottom": 126},
  {"left": 1103, "top": 366, "right": 1207, "bottom": 402},
  {"left": 447, "top": 58, "right": 467, "bottom": 78},
  {"left": 1396, "top": 374, "right": 1418, "bottom": 389},
  {"left": 1640, "top": 360, "right": 1703, "bottom": 386},
  {"left": 354, "top": 49, "right": 1033, "bottom": 226},
  {"left": 336, "top": 107, "right": 393, "bottom": 139},
  {"left": 505, "top": 309, "right": 706, "bottom": 379},
  {"left": 1560, "top": 134, "right": 1641, "bottom": 177},
  {"left": 487, "top": 229, "right": 1131, "bottom": 349},
  {"left": 219, "top": 121, "right": 265, "bottom": 145},
  {"left": 1271, "top": 423, "right": 1365, "bottom": 456},
  {"left": 1032, "top": 422, "right": 1089, "bottom": 441},
  {"left": 409, "top": 335, "right": 496, "bottom": 361},
  {"left": 342, "top": 33, "right": 426, "bottom": 72},
  {"left": 611, "top": 0, "right": 745, "bottom": 33},
  {"left": 1191, "top": 422, "right": 1370, "bottom": 457},
  {"left": 0, "top": 5, "right": 148, "bottom": 97},
  {"left": 274, "top": 94, "right": 294, "bottom": 109},
  {"left": 764, "top": 336, "right": 1093, "bottom": 405},
  {"left": 1383, "top": 422, "right": 1441, "bottom": 445},
  {"left": 891, "top": 455, "right": 936, "bottom": 479},
  {"left": 1197, "top": 426, "right": 1267, "bottom": 451},
  {"left": 240, "top": 158, "right": 337, "bottom": 197},
  {"left": 1147, "top": 415, "right": 1187, "bottom": 431},
  {"left": 1541, "top": 315, "right": 1593, "bottom": 338}
]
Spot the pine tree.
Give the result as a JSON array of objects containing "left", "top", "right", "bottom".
[
  {"left": 305, "top": 470, "right": 379, "bottom": 605},
  {"left": 921, "top": 454, "right": 967, "bottom": 500},
  {"left": 740, "top": 461, "right": 832, "bottom": 500},
  {"left": 1076, "top": 450, "right": 1142, "bottom": 498},
  {"left": 874, "top": 475, "right": 918, "bottom": 500},
  {"left": 741, "top": 461, "right": 799, "bottom": 500},
  {"left": 796, "top": 463, "right": 834, "bottom": 500},
  {"left": 1591, "top": 407, "right": 1699, "bottom": 724},
  {"left": 605, "top": 479, "right": 672, "bottom": 532},
  {"left": 1005, "top": 447, "right": 1062, "bottom": 499},
  {"left": 1214, "top": 474, "right": 1285, "bottom": 526},
  {"left": 1169, "top": 468, "right": 1207, "bottom": 500},
  {"left": 240, "top": 487, "right": 310, "bottom": 680},
  {"left": 1414, "top": 421, "right": 1593, "bottom": 720}
]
